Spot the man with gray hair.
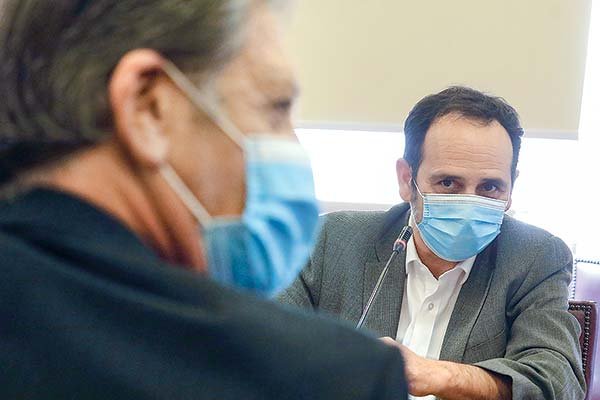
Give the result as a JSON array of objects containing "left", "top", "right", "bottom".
[{"left": 0, "top": 1, "right": 407, "bottom": 399}]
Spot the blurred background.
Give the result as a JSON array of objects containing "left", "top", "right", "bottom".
[{"left": 286, "top": 0, "right": 600, "bottom": 259}]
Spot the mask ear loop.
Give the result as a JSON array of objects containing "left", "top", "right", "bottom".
[
  {"left": 159, "top": 61, "right": 251, "bottom": 228},
  {"left": 161, "top": 60, "right": 246, "bottom": 149},
  {"left": 408, "top": 178, "right": 423, "bottom": 227},
  {"left": 160, "top": 164, "right": 213, "bottom": 228},
  {"left": 410, "top": 178, "right": 426, "bottom": 200}
]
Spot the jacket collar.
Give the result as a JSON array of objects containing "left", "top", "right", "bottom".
[
  {"left": 439, "top": 242, "right": 497, "bottom": 361},
  {"left": 0, "top": 188, "right": 214, "bottom": 303},
  {"left": 361, "top": 203, "right": 410, "bottom": 337},
  {"left": 374, "top": 203, "right": 411, "bottom": 262},
  {"left": 0, "top": 188, "right": 156, "bottom": 261}
]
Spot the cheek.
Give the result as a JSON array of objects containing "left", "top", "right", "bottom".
[
  {"left": 208, "top": 140, "right": 246, "bottom": 215},
  {"left": 220, "top": 149, "right": 246, "bottom": 215},
  {"left": 170, "top": 124, "right": 246, "bottom": 215},
  {"left": 196, "top": 131, "right": 245, "bottom": 199},
  {"left": 269, "top": 113, "right": 294, "bottom": 136},
  {"left": 505, "top": 197, "right": 513, "bottom": 211}
]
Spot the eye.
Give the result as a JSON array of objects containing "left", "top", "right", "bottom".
[
  {"left": 482, "top": 182, "right": 498, "bottom": 192},
  {"left": 272, "top": 98, "right": 293, "bottom": 113},
  {"left": 440, "top": 178, "right": 454, "bottom": 188}
]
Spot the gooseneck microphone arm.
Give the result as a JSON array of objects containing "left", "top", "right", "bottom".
[{"left": 355, "top": 226, "right": 413, "bottom": 330}]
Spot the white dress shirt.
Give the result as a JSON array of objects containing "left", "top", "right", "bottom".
[{"left": 395, "top": 227, "right": 476, "bottom": 400}]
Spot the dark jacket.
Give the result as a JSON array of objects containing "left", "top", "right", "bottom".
[{"left": 0, "top": 189, "right": 407, "bottom": 400}]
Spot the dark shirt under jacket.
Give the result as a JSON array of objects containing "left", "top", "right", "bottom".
[{"left": 0, "top": 189, "right": 407, "bottom": 400}]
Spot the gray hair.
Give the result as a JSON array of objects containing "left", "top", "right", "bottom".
[{"left": 0, "top": 0, "right": 273, "bottom": 185}]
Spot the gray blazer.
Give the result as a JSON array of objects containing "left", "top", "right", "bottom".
[{"left": 279, "top": 203, "right": 585, "bottom": 399}]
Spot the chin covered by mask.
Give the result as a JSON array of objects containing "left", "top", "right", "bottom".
[{"left": 160, "top": 61, "right": 320, "bottom": 297}]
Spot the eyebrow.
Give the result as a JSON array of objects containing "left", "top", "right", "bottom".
[
  {"left": 428, "top": 174, "right": 464, "bottom": 183},
  {"left": 428, "top": 174, "right": 509, "bottom": 188},
  {"left": 276, "top": 81, "right": 300, "bottom": 101},
  {"left": 269, "top": 70, "right": 300, "bottom": 98}
]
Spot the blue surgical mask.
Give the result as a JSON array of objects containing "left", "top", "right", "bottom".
[
  {"left": 159, "top": 61, "right": 320, "bottom": 297},
  {"left": 412, "top": 182, "right": 507, "bottom": 262}
]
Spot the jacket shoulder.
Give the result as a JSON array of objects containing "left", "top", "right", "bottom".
[
  {"left": 320, "top": 203, "right": 410, "bottom": 242},
  {"left": 316, "top": 210, "right": 389, "bottom": 258},
  {"left": 321, "top": 209, "right": 386, "bottom": 233},
  {"left": 500, "top": 215, "right": 571, "bottom": 255},
  {"left": 495, "top": 215, "right": 573, "bottom": 279},
  {"left": 501, "top": 215, "right": 555, "bottom": 241}
]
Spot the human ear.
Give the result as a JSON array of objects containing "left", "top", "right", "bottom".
[
  {"left": 396, "top": 158, "right": 413, "bottom": 202},
  {"left": 108, "top": 49, "right": 170, "bottom": 169}
]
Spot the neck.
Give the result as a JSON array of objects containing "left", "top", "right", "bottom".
[{"left": 38, "top": 142, "right": 207, "bottom": 272}]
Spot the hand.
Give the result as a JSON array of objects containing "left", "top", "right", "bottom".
[
  {"left": 379, "top": 337, "right": 445, "bottom": 396},
  {"left": 379, "top": 337, "right": 512, "bottom": 400}
]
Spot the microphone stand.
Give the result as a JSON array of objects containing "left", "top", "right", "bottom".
[{"left": 356, "top": 226, "right": 413, "bottom": 329}]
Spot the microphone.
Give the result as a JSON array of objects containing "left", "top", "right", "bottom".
[{"left": 356, "top": 225, "right": 413, "bottom": 329}]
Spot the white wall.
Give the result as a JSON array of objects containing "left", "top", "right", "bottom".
[
  {"left": 297, "top": 129, "right": 580, "bottom": 250},
  {"left": 288, "top": 0, "right": 592, "bottom": 138},
  {"left": 574, "top": 0, "right": 600, "bottom": 259}
]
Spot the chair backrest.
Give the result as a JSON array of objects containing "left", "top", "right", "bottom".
[
  {"left": 571, "top": 259, "right": 600, "bottom": 399},
  {"left": 571, "top": 259, "right": 600, "bottom": 301},
  {"left": 569, "top": 300, "right": 598, "bottom": 399}
]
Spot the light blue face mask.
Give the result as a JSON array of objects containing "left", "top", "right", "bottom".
[
  {"left": 412, "top": 182, "right": 507, "bottom": 262},
  {"left": 160, "top": 61, "right": 320, "bottom": 297}
]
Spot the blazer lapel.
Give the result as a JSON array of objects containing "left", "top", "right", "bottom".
[
  {"left": 361, "top": 257, "right": 406, "bottom": 338},
  {"left": 439, "top": 243, "right": 497, "bottom": 362},
  {"left": 360, "top": 203, "right": 411, "bottom": 338}
]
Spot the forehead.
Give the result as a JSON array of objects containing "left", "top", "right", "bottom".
[
  {"left": 216, "top": 4, "right": 297, "bottom": 101},
  {"left": 419, "top": 113, "right": 514, "bottom": 180}
]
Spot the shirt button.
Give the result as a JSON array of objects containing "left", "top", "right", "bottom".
[{"left": 427, "top": 303, "right": 434, "bottom": 311}]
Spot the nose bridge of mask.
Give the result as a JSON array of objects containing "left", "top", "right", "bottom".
[
  {"left": 412, "top": 180, "right": 507, "bottom": 213},
  {"left": 244, "top": 135, "right": 315, "bottom": 201}
]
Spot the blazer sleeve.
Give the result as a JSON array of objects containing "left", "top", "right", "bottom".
[
  {"left": 475, "top": 235, "right": 586, "bottom": 400},
  {"left": 277, "top": 215, "right": 329, "bottom": 309}
]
